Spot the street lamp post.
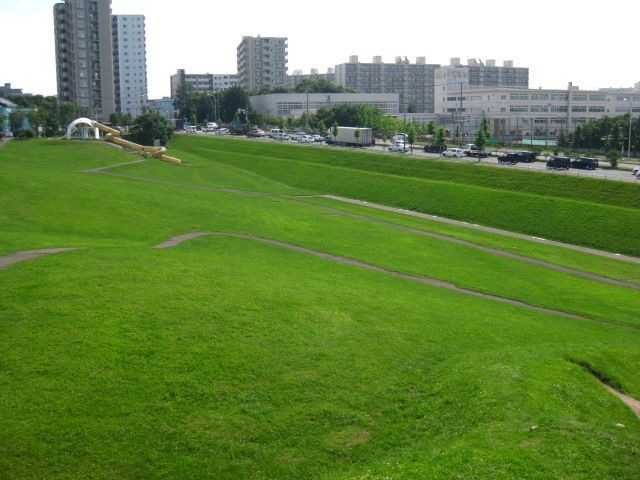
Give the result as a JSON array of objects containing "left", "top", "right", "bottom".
[{"left": 625, "top": 97, "right": 632, "bottom": 161}]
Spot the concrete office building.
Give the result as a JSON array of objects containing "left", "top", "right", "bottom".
[
  {"left": 335, "top": 56, "right": 439, "bottom": 114},
  {"left": 54, "top": 0, "right": 116, "bottom": 122},
  {"left": 169, "top": 69, "right": 237, "bottom": 98},
  {"left": 112, "top": 15, "right": 147, "bottom": 118},
  {"left": 285, "top": 68, "right": 336, "bottom": 89},
  {"left": 249, "top": 92, "right": 400, "bottom": 118},
  {"left": 147, "top": 97, "right": 175, "bottom": 120},
  {"left": 433, "top": 82, "right": 640, "bottom": 143},
  {"left": 0, "top": 83, "right": 26, "bottom": 96},
  {"left": 237, "top": 36, "right": 288, "bottom": 91},
  {"left": 436, "top": 58, "right": 529, "bottom": 91}
]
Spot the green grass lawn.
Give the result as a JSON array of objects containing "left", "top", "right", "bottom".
[
  {"left": 0, "top": 138, "right": 639, "bottom": 479},
  {"left": 169, "top": 135, "right": 640, "bottom": 257}
]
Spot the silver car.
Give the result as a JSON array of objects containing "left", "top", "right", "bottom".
[{"left": 442, "top": 148, "right": 466, "bottom": 158}]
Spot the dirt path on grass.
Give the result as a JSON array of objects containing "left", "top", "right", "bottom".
[
  {"left": 604, "top": 384, "right": 640, "bottom": 419},
  {"left": 0, "top": 137, "right": 12, "bottom": 148},
  {"left": 320, "top": 195, "right": 640, "bottom": 265},
  {"left": 82, "top": 169, "right": 640, "bottom": 289},
  {"left": 0, "top": 248, "right": 77, "bottom": 269},
  {"left": 153, "top": 232, "right": 637, "bottom": 330},
  {"left": 299, "top": 198, "right": 640, "bottom": 291}
]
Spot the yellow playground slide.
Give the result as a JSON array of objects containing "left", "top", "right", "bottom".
[{"left": 66, "top": 117, "right": 181, "bottom": 165}]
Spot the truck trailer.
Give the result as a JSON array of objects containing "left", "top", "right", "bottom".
[{"left": 327, "top": 127, "right": 373, "bottom": 147}]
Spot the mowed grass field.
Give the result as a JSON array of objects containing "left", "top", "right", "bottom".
[{"left": 0, "top": 137, "right": 639, "bottom": 479}]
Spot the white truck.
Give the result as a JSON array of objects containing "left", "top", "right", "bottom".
[{"left": 327, "top": 127, "right": 373, "bottom": 147}]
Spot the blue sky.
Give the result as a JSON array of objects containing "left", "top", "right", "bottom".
[{"left": 2, "top": 0, "right": 638, "bottom": 98}]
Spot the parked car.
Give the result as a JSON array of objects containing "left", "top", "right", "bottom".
[
  {"left": 311, "top": 134, "right": 324, "bottom": 142},
  {"left": 217, "top": 127, "right": 230, "bottom": 135},
  {"left": 570, "top": 157, "right": 598, "bottom": 170},
  {"left": 389, "top": 141, "right": 409, "bottom": 152},
  {"left": 546, "top": 156, "right": 571, "bottom": 169},
  {"left": 498, "top": 151, "right": 537, "bottom": 164},
  {"left": 514, "top": 151, "right": 537, "bottom": 163},
  {"left": 291, "top": 131, "right": 307, "bottom": 141},
  {"left": 498, "top": 153, "right": 519, "bottom": 164},
  {"left": 424, "top": 143, "right": 446, "bottom": 153},
  {"left": 632, "top": 166, "right": 640, "bottom": 177},
  {"left": 298, "top": 135, "right": 314, "bottom": 143},
  {"left": 442, "top": 148, "right": 466, "bottom": 158}
]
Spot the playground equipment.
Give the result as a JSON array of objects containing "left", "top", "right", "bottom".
[{"left": 66, "top": 117, "right": 181, "bottom": 165}]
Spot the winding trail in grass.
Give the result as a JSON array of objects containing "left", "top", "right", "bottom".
[
  {"left": 318, "top": 195, "right": 640, "bottom": 266},
  {"left": 152, "top": 232, "right": 637, "bottom": 330},
  {"left": 0, "top": 248, "right": 77, "bottom": 269},
  {"left": 296, "top": 197, "right": 640, "bottom": 291},
  {"left": 84, "top": 167, "right": 640, "bottom": 290},
  {"left": 604, "top": 384, "right": 640, "bottom": 419}
]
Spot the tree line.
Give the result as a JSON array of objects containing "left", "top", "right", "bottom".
[{"left": 556, "top": 114, "right": 638, "bottom": 155}]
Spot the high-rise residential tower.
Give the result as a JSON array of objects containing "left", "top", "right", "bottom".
[
  {"left": 54, "top": 0, "right": 116, "bottom": 122},
  {"left": 237, "top": 36, "right": 288, "bottom": 91},
  {"left": 112, "top": 15, "right": 148, "bottom": 117}
]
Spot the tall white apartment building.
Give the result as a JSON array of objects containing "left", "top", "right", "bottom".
[
  {"left": 112, "top": 15, "right": 148, "bottom": 118},
  {"left": 237, "top": 36, "right": 288, "bottom": 91},
  {"left": 54, "top": 0, "right": 116, "bottom": 122}
]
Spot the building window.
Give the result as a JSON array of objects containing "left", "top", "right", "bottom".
[{"left": 530, "top": 93, "right": 549, "bottom": 101}]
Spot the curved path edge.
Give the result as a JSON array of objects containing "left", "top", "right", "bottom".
[
  {"left": 605, "top": 384, "right": 640, "bottom": 419},
  {"left": 153, "top": 232, "right": 636, "bottom": 330},
  {"left": 79, "top": 168, "right": 640, "bottom": 287},
  {"left": 0, "top": 248, "right": 77, "bottom": 270},
  {"left": 319, "top": 195, "right": 640, "bottom": 265}
]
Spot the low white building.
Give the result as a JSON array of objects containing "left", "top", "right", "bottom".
[
  {"left": 432, "top": 83, "right": 640, "bottom": 143},
  {"left": 249, "top": 92, "right": 400, "bottom": 118}
]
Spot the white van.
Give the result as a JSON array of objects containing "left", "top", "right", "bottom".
[
  {"left": 269, "top": 128, "right": 282, "bottom": 138},
  {"left": 185, "top": 125, "right": 197, "bottom": 133}
]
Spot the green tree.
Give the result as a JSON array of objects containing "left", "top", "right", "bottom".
[
  {"left": 129, "top": 111, "right": 173, "bottom": 146},
  {"left": 293, "top": 78, "right": 357, "bottom": 94},
  {"left": 174, "top": 84, "right": 196, "bottom": 121},
  {"left": 332, "top": 122, "right": 338, "bottom": 143},
  {"left": 435, "top": 127, "right": 447, "bottom": 150},
  {"left": 219, "top": 86, "right": 249, "bottom": 123},
  {"left": 481, "top": 117, "right": 490, "bottom": 138},
  {"left": 28, "top": 109, "right": 46, "bottom": 137},
  {"left": 317, "top": 120, "right": 326, "bottom": 137},
  {"left": 557, "top": 130, "right": 568, "bottom": 149},
  {"left": 474, "top": 127, "right": 487, "bottom": 151},
  {"left": 407, "top": 124, "right": 416, "bottom": 151},
  {"left": 454, "top": 124, "right": 461, "bottom": 142},
  {"left": 109, "top": 112, "right": 123, "bottom": 126},
  {"left": 606, "top": 149, "right": 620, "bottom": 168},
  {"left": 9, "top": 111, "right": 25, "bottom": 133},
  {"left": 354, "top": 128, "right": 360, "bottom": 146},
  {"left": 426, "top": 121, "right": 436, "bottom": 136}
]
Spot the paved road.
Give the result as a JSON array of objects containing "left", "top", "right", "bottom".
[
  {"left": 202, "top": 134, "right": 640, "bottom": 184},
  {"left": 368, "top": 143, "right": 640, "bottom": 183}
]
